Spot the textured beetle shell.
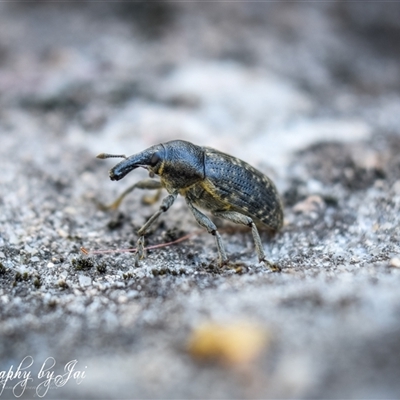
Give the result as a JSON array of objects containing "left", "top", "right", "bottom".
[{"left": 202, "top": 148, "right": 283, "bottom": 231}]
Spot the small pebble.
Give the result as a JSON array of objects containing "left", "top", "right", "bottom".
[
  {"left": 118, "top": 296, "right": 128, "bottom": 304},
  {"left": 389, "top": 258, "right": 400, "bottom": 268},
  {"left": 293, "top": 195, "right": 325, "bottom": 214},
  {"left": 79, "top": 275, "right": 92, "bottom": 287},
  {"left": 58, "top": 229, "right": 68, "bottom": 238}
]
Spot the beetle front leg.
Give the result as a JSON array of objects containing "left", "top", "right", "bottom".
[
  {"left": 213, "top": 210, "right": 280, "bottom": 272},
  {"left": 134, "top": 192, "right": 178, "bottom": 266},
  {"left": 185, "top": 200, "right": 228, "bottom": 267},
  {"left": 98, "top": 179, "right": 163, "bottom": 211}
]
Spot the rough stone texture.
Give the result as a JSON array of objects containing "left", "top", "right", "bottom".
[{"left": 1, "top": 2, "right": 400, "bottom": 399}]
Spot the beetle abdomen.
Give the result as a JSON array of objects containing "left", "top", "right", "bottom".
[{"left": 204, "top": 148, "right": 283, "bottom": 231}]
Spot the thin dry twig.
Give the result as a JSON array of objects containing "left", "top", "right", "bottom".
[{"left": 80, "top": 230, "right": 201, "bottom": 256}]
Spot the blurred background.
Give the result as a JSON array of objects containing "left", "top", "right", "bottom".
[
  {"left": 2, "top": 1, "right": 400, "bottom": 168},
  {"left": 1, "top": 2, "right": 400, "bottom": 399}
]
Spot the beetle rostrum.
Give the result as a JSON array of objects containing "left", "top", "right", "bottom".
[{"left": 97, "top": 140, "right": 284, "bottom": 270}]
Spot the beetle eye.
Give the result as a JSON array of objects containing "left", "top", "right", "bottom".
[{"left": 150, "top": 152, "right": 161, "bottom": 167}]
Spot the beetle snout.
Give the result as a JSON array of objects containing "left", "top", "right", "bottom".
[
  {"left": 109, "top": 169, "right": 121, "bottom": 181},
  {"left": 108, "top": 146, "right": 165, "bottom": 182},
  {"left": 109, "top": 159, "right": 139, "bottom": 181}
]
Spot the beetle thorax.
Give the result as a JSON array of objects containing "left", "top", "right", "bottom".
[{"left": 158, "top": 140, "right": 205, "bottom": 190}]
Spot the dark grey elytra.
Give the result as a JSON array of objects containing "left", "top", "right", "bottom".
[{"left": 97, "top": 140, "right": 284, "bottom": 270}]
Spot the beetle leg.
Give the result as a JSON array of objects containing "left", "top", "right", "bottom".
[
  {"left": 142, "top": 189, "right": 162, "bottom": 205},
  {"left": 98, "top": 179, "right": 163, "bottom": 211},
  {"left": 134, "top": 192, "right": 178, "bottom": 266},
  {"left": 213, "top": 211, "right": 280, "bottom": 272},
  {"left": 185, "top": 200, "right": 228, "bottom": 267}
]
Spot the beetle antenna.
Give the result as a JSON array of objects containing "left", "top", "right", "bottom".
[{"left": 96, "top": 153, "right": 127, "bottom": 160}]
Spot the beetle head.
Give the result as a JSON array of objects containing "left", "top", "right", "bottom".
[
  {"left": 97, "top": 144, "right": 165, "bottom": 181},
  {"left": 98, "top": 140, "right": 205, "bottom": 189}
]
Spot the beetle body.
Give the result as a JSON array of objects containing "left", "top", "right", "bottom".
[{"left": 98, "top": 140, "right": 283, "bottom": 269}]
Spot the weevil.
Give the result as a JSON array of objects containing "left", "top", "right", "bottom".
[{"left": 97, "top": 140, "right": 283, "bottom": 270}]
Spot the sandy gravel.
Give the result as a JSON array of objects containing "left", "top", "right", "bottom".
[{"left": 1, "top": 3, "right": 400, "bottom": 399}]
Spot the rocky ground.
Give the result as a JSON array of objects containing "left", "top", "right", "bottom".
[{"left": 1, "top": 2, "right": 400, "bottom": 399}]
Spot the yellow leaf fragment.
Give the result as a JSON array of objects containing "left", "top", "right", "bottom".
[{"left": 187, "top": 322, "right": 270, "bottom": 366}]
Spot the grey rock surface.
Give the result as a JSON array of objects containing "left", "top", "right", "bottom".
[{"left": 1, "top": 2, "right": 400, "bottom": 399}]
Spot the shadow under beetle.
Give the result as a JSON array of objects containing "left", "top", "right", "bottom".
[{"left": 97, "top": 140, "right": 284, "bottom": 271}]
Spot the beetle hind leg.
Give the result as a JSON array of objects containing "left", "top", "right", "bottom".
[
  {"left": 185, "top": 200, "right": 228, "bottom": 267},
  {"left": 213, "top": 210, "right": 280, "bottom": 272}
]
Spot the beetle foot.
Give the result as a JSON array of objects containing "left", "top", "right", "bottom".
[
  {"left": 204, "top": 259, "right": 226, "bottom": 273},
  {"left": 95, "top": 198, "right": 122, "bottom": 212},
  {"left": 134, "top": 236, "right": 146, "bottom": 266},
  {"left": 224, "top": 260, "right": 250, "bottom": 274},
  {"left": 261, "top": 258, "right": 281, "bottom": 272},
  {"left": 218, "top": 257, "right": 229, "bottom": 268}
]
